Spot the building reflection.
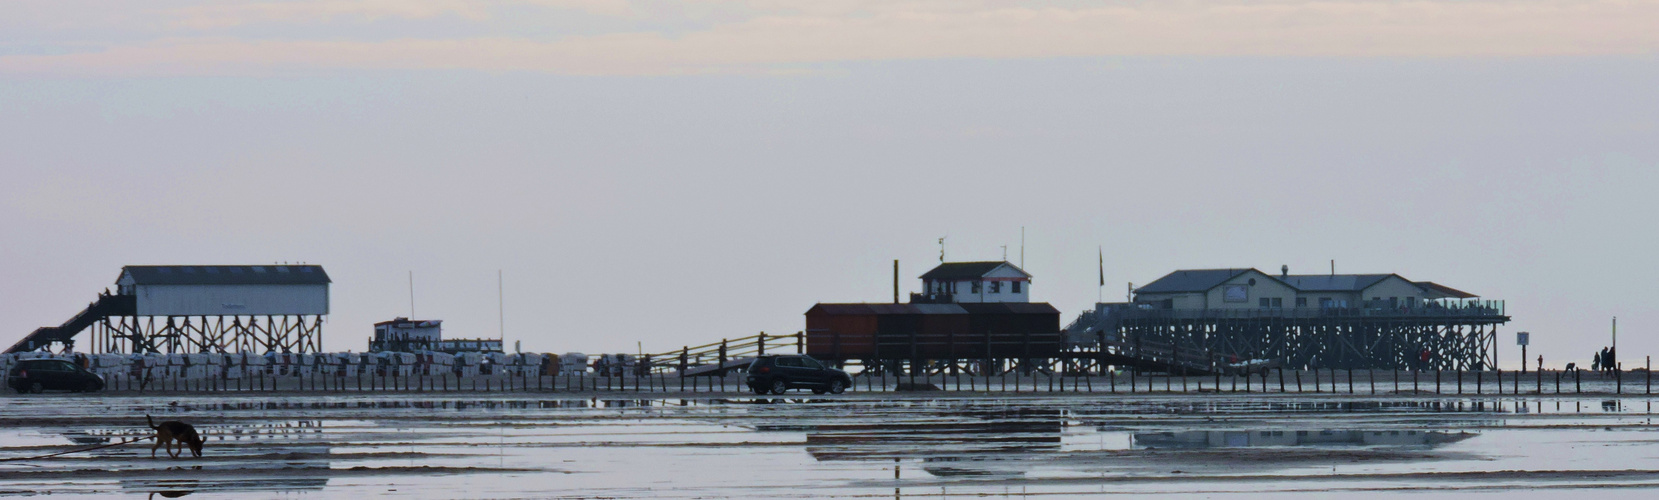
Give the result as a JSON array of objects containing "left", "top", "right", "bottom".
[
  {"left": 794, "top": 408, "right": 1062, "bottom": 477},
  {"left": 1132, "top": 429, "right": 1476, "bottom": 448}
]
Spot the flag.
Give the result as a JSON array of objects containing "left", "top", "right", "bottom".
[{"left": 1098, "top": 246, "right": 1105, "bottom": 286}]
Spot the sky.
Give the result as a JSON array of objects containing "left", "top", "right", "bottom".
[{"left": 1, "top": 1, "right": 1656, "bottom": 367}]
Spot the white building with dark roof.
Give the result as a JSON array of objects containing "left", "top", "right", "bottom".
[
  {"left": 1132, "top": 266, "right": 1479, "bottom": 311},
  {"left": 116, "top": 265, "right": 331, "bottom": 316},
  {"left": 915, "top": 261, "right": 1032, "bottom": 303}
]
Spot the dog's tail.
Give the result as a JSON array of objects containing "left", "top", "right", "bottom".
[{"left": 146, "top": 414, "right": 158, "bottom": 430}]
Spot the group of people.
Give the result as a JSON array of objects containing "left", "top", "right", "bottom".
[{"left": 1592, "top": 346, "right": 1618, "bottom": 373}]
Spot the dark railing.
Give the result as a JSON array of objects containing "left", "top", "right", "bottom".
[
  {"left": 1115, "top": 300, "right": 1507, "bottom": 321},
  {"left": 645, "top": 331, "right": 804, "bottom": 376}
]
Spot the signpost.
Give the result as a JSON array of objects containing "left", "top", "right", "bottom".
[{"left": 1517, "top": 332, "right": 1531, "bottom": 373}]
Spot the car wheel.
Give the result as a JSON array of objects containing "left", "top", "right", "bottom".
[
  {"left": 28, "top": 382, "right": 43, "bottom": 394},
  {"left": 829, "top": 379, "right": 846, "bottom": 394},
  {"left": 770, "top": 379, "right": 788, "bottom": 395}
]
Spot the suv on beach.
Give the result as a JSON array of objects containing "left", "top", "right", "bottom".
[
  {"left": 7, "top": 359, "right": 105, "bottom": 394},
  {"left": 746, "top": 355, "right": 851, "bottom": 395}
]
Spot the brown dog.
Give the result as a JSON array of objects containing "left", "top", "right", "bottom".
[{"left": 147, "top": 415, "right": 204, "bottom": 458}]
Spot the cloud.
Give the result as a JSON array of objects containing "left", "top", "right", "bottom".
[
  {"left": 3, "top": 1, "right": 1658, "bottom": 76},
  {"left": 169, "top": 0, "right": 637, "bottom": 28},
  {"left": 172, "top": 1, "right": 494, "bottom": 29}
]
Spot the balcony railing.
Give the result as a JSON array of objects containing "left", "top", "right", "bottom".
[{"left": 1113, "top": 299, "right": 1507, "bottom": 321}]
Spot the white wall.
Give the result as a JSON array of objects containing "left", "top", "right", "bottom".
[
  {"left": 1201, "top": 270, "right": 1297, "bottom": 309},
  {"left": 1360, "top": 276, "right": 1426, "bottom": 306},
  {"left": 135, "top": 284, "right": 329, "bottom": 316}
]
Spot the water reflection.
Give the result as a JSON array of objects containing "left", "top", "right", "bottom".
[
  {"left": 121, "top": 477, "right": 328, "bottom": 497},
  {"left": 1133, "top": 429, "right": 1477, "bottom": 449},
  {"left": 66, "top": 422, "right": 335, "bottom": 496},
  {"left": 805, "top": 409, "right": 1063, "bottom": 461}
]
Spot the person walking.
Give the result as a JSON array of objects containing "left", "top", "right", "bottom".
[{"left": 1593, "top": 350, "right": 1602, "bottom": 372}]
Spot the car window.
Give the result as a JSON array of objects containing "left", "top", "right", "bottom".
[
  {"left": 775, "top": 357, "right": 801, "bottom": 368},
  {"left": 799, "top": 357, "right": 823, "bottom": 369},
  {"left": 56, "top": 361, "right": 78, "bottom": 371}
]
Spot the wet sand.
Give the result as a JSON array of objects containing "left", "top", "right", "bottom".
[{"left": 1, "top": 392, "right": 1657, "bottom": 498}]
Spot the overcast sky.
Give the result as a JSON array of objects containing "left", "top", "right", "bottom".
[{"left": 2, "top": 1, "right": 1656, "bottom": 367}]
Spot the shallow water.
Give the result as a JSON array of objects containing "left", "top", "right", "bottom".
[{"left": 0, "top": 393, "right": 1657, "bottom": 498}]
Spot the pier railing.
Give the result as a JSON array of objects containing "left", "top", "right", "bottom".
[
  {"left": 644, "top": 331, "right": 804, "bottom": 376},
  {"left": 1110, "top": 300, "right": 1507, "bottom": 321}
]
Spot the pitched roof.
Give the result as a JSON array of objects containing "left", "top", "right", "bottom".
[
  {"left": 1279, "top": 274, "right": 1395, "bottom": 292},
  {"left": 1134, "top": 269, "right": 1257, "bottom": 294},
  {"left": 806, "top": 302, "right": 1059, "bottom": 315},
  {"left": 1415, "top": 281, "right": 1478, "bottom": 299},
  {"left": 919, "top": 261, "right": 1030, "bottom": 280},
  {"left": 119, "top": 265, "right": 331, "bottom": 286}
]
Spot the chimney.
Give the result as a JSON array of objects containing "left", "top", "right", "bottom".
[
  {"left": 1281, "top": 265, "right": 1289, "bottom": 278},
  {"left": 1330, "top": 259, "right": 1335, "bottom": 276},
  {"left": 893, "top": 260, "right": 900, "bottom": 304}
]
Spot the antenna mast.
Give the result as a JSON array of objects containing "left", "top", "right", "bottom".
[
  {"left": 498, "top": 270, "right": 505, "bottom": 341},
  {"left": 408, "top": 271, "right": 416, "bottom": 317}
]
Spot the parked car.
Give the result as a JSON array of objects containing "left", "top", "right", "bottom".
[
  {"left": 7, "top": 359, "right": 105, "bottom": 394},
  {"left": 746, "top": 355, "right": 851, "bottom": 395}
]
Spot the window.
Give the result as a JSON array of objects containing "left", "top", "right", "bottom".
[
  {"left": 991, "top": 281, "right": 1002, "bottom": 293},
  {"left": 1296, "top": 297, "right": 1308, "bottom": 307},
  {"left": 1012, "top": 281, "right": 1022, "bottom": 293},
  {"left": 1259, "top": 298, "right": 1271, "bottom": 308},
  {"left": 1271, "top": 297, "right": 1283, "bottom": 307},
  {"left": 1223, "top": 285, "right": 1249, "bottom": 302},
  {"left": 1319, "top": 297, "right": 1333, "bottom": 308},
  {"left": 1389, "top": 297, "right": 1398, "bottom": 308},
  {"left": 800, "top": 357, "right": 823, "bottom": 369},
  {"left": 971, "top": 281, "right": 982, "bottom": 293},
  {"left": 776, "top": 357, "right": 801, "bottom": 368}
]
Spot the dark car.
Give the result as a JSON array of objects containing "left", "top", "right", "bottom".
[
  {"left": 7, "top": 359, "right": 105, "bottom": 394},
  {"left": 746, "top": 354, "right": 851, "bottom": 395}
]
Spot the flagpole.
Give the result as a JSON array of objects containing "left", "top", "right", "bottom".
[{"left": 1097, "top": 246, "right": 1104, "bottom": 304}]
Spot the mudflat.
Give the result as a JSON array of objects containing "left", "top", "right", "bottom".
[{"left": 0, "top": 393, "right": 1655, "bottom": 498}]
